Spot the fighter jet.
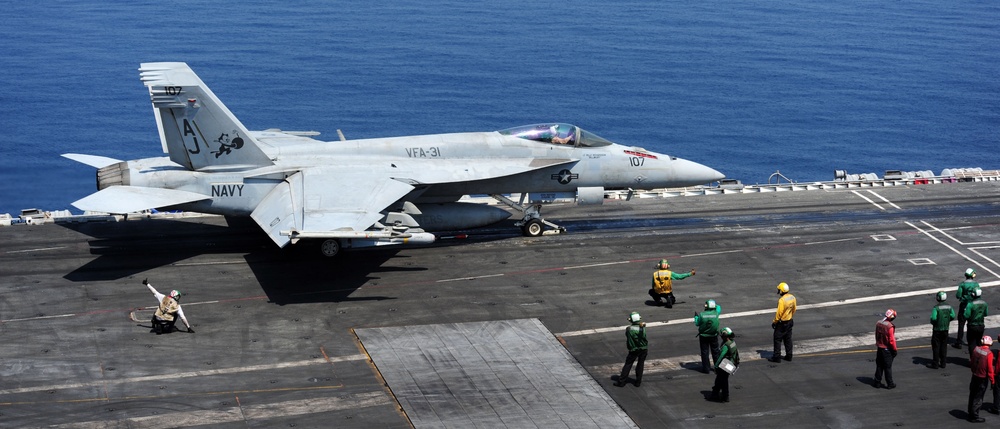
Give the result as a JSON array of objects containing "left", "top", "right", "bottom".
[{"left": 64, "top": 62, "right": 724, "bottom": 257}]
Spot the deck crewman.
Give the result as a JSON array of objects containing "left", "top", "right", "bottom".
[
  {"left": 648, "top": 259, "right": 695, "bottom": 309},
  {"left": 695, "top": 300, "right": 722, "bottom": 374},
  {"left": 770, "top": 282, "right": 797, "bottom": 362},
  {"left": 956, "top": 268, "right": 980, "bottom": 348},
  {"left": 930, "top": 291, "right": 955, "bottom": 369},
  {"left": 965, "top": 288, "right": 989, "bottom": 356}
]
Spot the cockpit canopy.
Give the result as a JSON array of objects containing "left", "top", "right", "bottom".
[{"left": 498, "top": 123, "right": 614, "bottom": 148}]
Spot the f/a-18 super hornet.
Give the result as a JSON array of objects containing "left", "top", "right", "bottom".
[{"left": 65, "top": 62, "right": 724, "bottom": 257}]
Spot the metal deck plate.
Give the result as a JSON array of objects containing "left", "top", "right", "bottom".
[{"left": 356, "top": 319, "right": 637, "bottom": 428}]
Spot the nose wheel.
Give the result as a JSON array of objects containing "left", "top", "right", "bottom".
[
  {"left": 491, "top": 194, "right": 566, "bottom": 237},
  {"left": 521, "top": 219, "right": 544, "bottom": 237}
]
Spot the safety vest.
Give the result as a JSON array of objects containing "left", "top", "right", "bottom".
[
  {"left": 875, "top": 319, "right": 896, "bottom": 350},
  {"left": 626, "top": 324, "right": 648, "bottom": 351},
  {"left": 972, "top": 346, "right": 994, "bottom": 379},
  {"left": 652, "top": 269, "right": 674, "bottom": 294},
  {"left": 155, "top": 296, "right": 179, "bottom": 321},
  {"left": 967, "top": 299, "right": 988, "bottom": 326},
  {"left": 930, "top": 303, "right": 954, "bottom": 331},
  {"left": 696, "top": 311, "right": 720, "bottom": 337}
]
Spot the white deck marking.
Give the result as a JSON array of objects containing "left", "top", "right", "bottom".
[
  {"left": 0, "top": 354, "right": 367, "bottom": 396},
  {"left": 45, "top": 391, "right": 391, "bottom": 428},
  {"left": 906, "top": 221, "right": 1000, "bottom": 278},
  {"left": 5, "top": 246, "right": 67, "bottom": 254},
  {"left": 867, "top": 190, "right": 902, "bottom": 210},
  {"left": 851, "top": 190, "right": 885, "bottom": 210}
]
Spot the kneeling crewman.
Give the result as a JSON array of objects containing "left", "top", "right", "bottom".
[{"left": 145, "top": 279, "right": 194, "bottom": 334}]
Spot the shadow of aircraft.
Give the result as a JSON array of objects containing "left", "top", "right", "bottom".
[{"left": 59, "top": 216, "right": 506, "bottom": 305}]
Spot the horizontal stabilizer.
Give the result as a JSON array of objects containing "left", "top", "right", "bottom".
[
  {"left": 62, "top": 153, "right": 123, "bottom": 169},
  {"left": 71, "top": 186, "right": 208, "bottom": 214}
]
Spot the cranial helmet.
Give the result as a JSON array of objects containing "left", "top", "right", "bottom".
[
  {"left": 659, "top": 259, "right": 670, "bottom": 270},
  {"left": 885, "top": 308, "right": 897, "bottom": 319},
  {"left": 777, "top": 282, "right": 789, "bottom": 294},
  {"left": 983, "top": 336, "right": 994, "bottom": 346},
  {"left": 936, "top": 291, "right": 947, "bottom": 302},
  {"left": 966, "top": 268, "right": 977, "bottom": 279},
  {"left": 973, "top": 288, "right": 983, "bottom": 298},
  {"left": 629, "top": 312, "right": 642, "bottom": 323},
  {"left": 721, "top": 327, "right": 733, "bottom": 337},
  {"left": 705, "top": 299, "right": 717, "bottom": 310},
  {"left": 169, "top": 290, "right": 182, "bottom": 299}
]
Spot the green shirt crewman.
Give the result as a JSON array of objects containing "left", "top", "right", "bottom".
[
  {"left": 929, "top": 291, "right": 955, "bottom": 368},
  {"left": 963, "top": 287, "right": 988, "bottom": 355},
  {"left": 955, "top": 268, "right": 980, "bottom": 348},
  {"left": 616, "top": 312, "right": 649, "bottom": 387},
  {"left": 711, "top": 327, "right": 740, "bottom": 402},
  {"left": 695, "top": 300, "right": 722, "bottom": 373}
]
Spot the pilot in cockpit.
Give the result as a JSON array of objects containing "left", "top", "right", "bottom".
[{"left": 549, "top": 124, "right": 574, "bottom": 145}]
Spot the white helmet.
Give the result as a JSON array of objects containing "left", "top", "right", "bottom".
[
  {"left": 628, "top": 312, "right": 642, "bottom": 323},
  {"left": 705, "top": 299, "right": 717, "bottom": 310},
  {"left": 983, "top": 336, "right": 994, "bottom": 346}
]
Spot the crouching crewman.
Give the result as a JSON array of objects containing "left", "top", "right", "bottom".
[{"left": 144, "top": 278, "right": 194, "bottom": 334}]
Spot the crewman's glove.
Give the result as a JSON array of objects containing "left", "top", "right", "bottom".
[
  {"left": 771, "top": 322, "right": 777, "bottom": 329},
  {"left": 891, "top": 349, "right": 897, "bottom": 357},
  {"left": 690, "top": 269, "right": 696, "bottom": 275},
  {"left": 187, "top": 327, "right": 195, "bottom": 333},
  {"left": 142, "top": 278, "right": 148, "bottom": 285}
]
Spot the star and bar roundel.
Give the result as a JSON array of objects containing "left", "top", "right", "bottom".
[{"left": 551, "top": 169, "right": 579, "bottom": 185}]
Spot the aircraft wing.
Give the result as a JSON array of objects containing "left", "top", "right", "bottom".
[
  {"left": 251, "top": 167, "right": 415, "bottom": 248},
  {"left": 399, "top": 158, "right": 578, "bottom": 184},
  {"left": 71, "top": 186, "right": 209, "bottom": 214}
]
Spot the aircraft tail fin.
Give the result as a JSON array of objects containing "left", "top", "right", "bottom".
[{"left": 139, "top": 62, "right": 273, "bottom": 170}]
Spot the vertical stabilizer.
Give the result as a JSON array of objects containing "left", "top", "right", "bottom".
[{"left": 139, "top": 62, "right": 273, "bottom": 170}]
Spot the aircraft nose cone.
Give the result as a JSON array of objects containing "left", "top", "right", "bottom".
[{"left": 677, "top": 158, "right": 725, "bottom": 185}]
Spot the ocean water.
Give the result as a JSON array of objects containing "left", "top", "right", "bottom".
[{"left": 2, "top": 0, "right": 998, "bottom": 215}]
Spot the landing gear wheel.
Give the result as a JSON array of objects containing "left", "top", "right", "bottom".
[
  {"left": 522, "top": 219, "right": 544, "bottom": 237},
  {"left": 320, "top": 239, "right": 341, "bottom": 258}
]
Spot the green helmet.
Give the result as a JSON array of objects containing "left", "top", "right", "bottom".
[
  {"left": 966, "top": 268, "right": 977, "bottom": 279},
  {"left": 658, "top": 259, "right": 669, "bottom": 270},
  {"left": 936, "top": 291, "right": 947, "bottom": 302}
]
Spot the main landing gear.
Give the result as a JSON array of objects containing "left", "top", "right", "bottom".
[{"left": 491, "top": 194, "right": 566, "bottom": 237}]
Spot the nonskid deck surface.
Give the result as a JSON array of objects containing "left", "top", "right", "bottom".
[{"left": 2, "top": 181, "right": 1000, "bottom": 427}]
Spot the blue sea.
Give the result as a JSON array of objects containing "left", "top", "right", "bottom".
[{"left": 2, "top": 0, "right": 998, "bottom": 215}]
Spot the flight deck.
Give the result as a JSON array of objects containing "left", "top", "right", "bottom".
[{"left": 3, "top": 180, "right": 1000, "bottom": 427}]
